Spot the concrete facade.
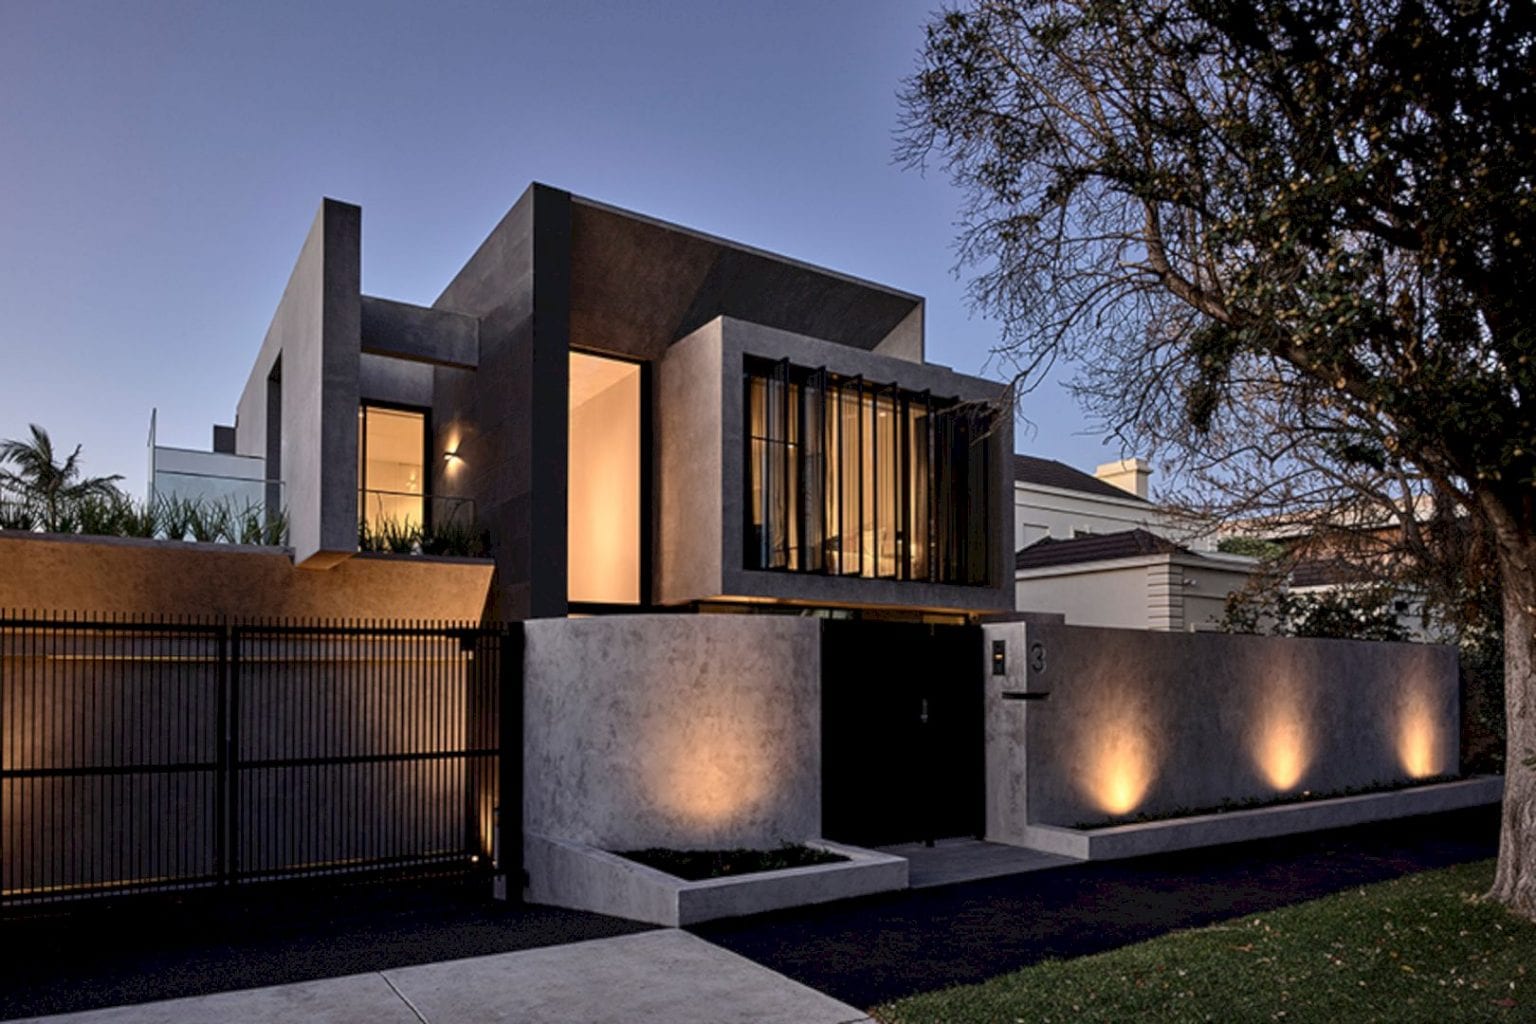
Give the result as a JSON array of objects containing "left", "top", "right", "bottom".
[
  {"left": 983, "top": 619, "right": 1461, "bottom": 838},
  {"left": 233, "top": 199, "right": 362, "bottom": 568},
  {"left": 201, "top": 185, "right": 1012, "bottom": 618},
  {"left": 522, "top": 615, "right": 821, "bottom": 851}
]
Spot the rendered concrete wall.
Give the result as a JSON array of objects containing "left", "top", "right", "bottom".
[
  {"left": 0, "top": 532, "right": 493, "bottom": 620},
  {"left": 523, "top": 615, "right": 821, "bottom": 850},
  {"left": 656, "top": 324, "right": 724, "bottom": 605},
  {"left": 360, "top": 295, "right": 479, "bottom": 368},
  {"left": 654, "top": 316, "right": 1014, "bottom": 613},
  {"left": 360, "top": 353, "right": 434, "bottom": 410},
  {"left": 431, "top": 185, "right": 569, "bottom": 620},
  {"left": 984, "top": 620, "right": 1460, "bottom": 838},
  {"left": 233, "top": 199, "right": 361, "bottom": 567}
]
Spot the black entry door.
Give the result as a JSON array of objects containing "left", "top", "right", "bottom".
[{"left": 820, "top": 620, "right": 984, "bottom": 847}]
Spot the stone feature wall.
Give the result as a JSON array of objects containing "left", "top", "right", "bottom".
[
  {"left": 984, "top": 620, "right": 1461, "bottom": 837},
  {"left": 523, "top": 615, "right": 821, "bottom": 851}
]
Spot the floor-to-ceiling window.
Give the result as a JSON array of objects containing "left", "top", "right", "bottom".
[
  {"left": 744, "top": 357, "right": 992, "bottom": 586},
  {"left": 358, "top": 404, "right": 426, "bottom": 535},
  {"left": 569, "top": 351, "right": 642, "bottom": 605}
]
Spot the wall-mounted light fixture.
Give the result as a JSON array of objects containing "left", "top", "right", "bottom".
[{"left": 444, "top": 449, "right": 462, "bottom": 465}]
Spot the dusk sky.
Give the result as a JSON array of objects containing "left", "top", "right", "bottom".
[{"left": 1, "top": 0, "right": 1119, "bottom": 498}]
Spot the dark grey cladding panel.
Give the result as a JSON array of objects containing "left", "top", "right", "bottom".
[
  {"left": 360, "top": 295, "right": 479, "bottom": 368},
  {"left": 569, "top": 199, "right": 921, "bottom": 360}
]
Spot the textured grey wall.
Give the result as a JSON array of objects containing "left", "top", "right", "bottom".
[
  {"left": 523, "top": 615, "right": 821, "bottom": 850},
  {"left": 984, "top": 621, "right": 1461, "bottom": 835},
  {"left": 431, "top": 185, "right": 569, "bottom": 620},
  {"left": 233, "top": 199, "right": 361, "bottom": 567},
  {"left": 655, "top": 323, "right": 724, "bottom": 606},
  {"left": 0, "top": 532, "right": 493, "bottom": 620}
]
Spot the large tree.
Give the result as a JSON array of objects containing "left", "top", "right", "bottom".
[{"left": 899, "top": 0, "right": 1536, "bottom": 915}]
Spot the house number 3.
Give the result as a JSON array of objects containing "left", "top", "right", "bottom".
[{"left": 1029, "top": 642, "right": 1046, "bottom": 673}]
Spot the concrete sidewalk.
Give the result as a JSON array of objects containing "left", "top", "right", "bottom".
[{"left": 8, "top": 931, "right": 870, "bottom": 1024}]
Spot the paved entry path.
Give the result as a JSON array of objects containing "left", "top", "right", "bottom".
[
  {"left": 5, "top": 932, "right": 871, "bottom": 1024},
  {"left": 692, "top": 806, "right": 1501, "bottom": 1010}
]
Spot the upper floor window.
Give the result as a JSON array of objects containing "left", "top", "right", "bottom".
[
  {"left": 744, "top": 357, "right": 992, "bottom": 586},
  {"left": 358, "top": 405, "right": 426, "bottom": 534}
]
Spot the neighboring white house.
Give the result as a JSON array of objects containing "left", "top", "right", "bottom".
[
  {"left": 1013, "top": 455, "right": 1216, "bottom": 550},
  {"left": 1013, "top": 455, "right": 1257, "bottom": 630}
]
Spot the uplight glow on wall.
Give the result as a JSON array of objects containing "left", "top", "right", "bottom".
[
  {"left": 1081, "top": 712, "right": 1156, "bottom": 815},
  {"left": 652, "top": 714, "right": 770, "bottom": 827},
  {"left": 1398, "top": 685, "right": 1443, "bottom": 778},
  {"left": 1254, "top": 700, "right": 1311, "bottom": 791}
]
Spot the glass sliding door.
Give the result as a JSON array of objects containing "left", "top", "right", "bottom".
[{"left": 568, "top": 351, "right": 642, "bottom": 605}]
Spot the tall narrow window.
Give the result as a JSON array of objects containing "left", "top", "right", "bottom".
[
  {"left": 743, "top": 358, "right": 991, "bottom": 587},
  {"left": 358, "top": 405, "right": 426, "bottom": 535},
  {"left": 569, "top": 352, "right": 642, "bottom": 605}
]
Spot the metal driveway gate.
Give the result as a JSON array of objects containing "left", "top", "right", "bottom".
[{"left": 0, "top": 613, "right": 520, "bottom": 907}]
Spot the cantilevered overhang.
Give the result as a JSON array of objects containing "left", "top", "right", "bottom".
[{"left": 568, "top": 195, "right": 924, "bottom": 362}]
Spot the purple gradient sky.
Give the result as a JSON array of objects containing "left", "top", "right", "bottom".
[{"left": 1, "top": 0, "right": 1118, "bottom": 497}]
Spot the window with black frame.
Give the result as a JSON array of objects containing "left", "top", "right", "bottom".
[{"left": 744, "top": 357, "right": 992, "bottom": 586}]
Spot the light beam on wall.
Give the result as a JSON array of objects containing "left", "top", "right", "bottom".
[
  {"left": 1398, "top": 685, "right": 1442, "bottom": 778},
  {"left": 1254, "top": 701, "right": 1310, "bottom": 791},
  {"left": 1082, "top": 713, "right": 1155, "bottom": 816},
  {"left": 653, "top": 715, "right": 769, "bottom": 826}
]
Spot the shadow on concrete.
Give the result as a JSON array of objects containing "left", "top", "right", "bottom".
[
  {"left": 690, "top": 806, "right": 1501, "bottom": 1010},
  {"left": 0, "top": 874, "right": 653, "bottom": 1021}
]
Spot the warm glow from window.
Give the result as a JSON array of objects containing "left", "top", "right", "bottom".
[
  {"left": 1254, "top": 701, "right": 1310, "bottom": 791},
  {"left": 568, "top": 352, "right": 641, "bottom": 605},
  {"left": 1082, "top": 712, "right": 1156, "bottom": 815},
  {"left": 358, "top": 406, "right": 426, "bottom": 533}
]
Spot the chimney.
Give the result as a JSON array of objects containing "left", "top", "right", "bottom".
[{"left": 1094, "top": 457, "right": 1151, "bottom": 499}]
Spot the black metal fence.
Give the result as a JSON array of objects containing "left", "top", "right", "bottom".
[{"left": 0, "top": 612, "right": 520, "bottom": 907}]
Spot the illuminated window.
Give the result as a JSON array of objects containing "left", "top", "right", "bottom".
[
  {"left": 744, "top": 357, "right": 992, "bottom": 586},
  {"left": 569, "top": 351, "right": 642, "bottom": 605},
  {"left": 358, "top": 405, "right": 426, "bottom": 534}
]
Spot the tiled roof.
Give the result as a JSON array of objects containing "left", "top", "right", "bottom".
[
  {"left": 1289, "top": 559, "right": 1377, "bottom": 588},
  {"left": 1015, "top": 528, "right": 1188, "bottom": 570},
  {"left": 1013, "top": 454, "right": 1145, "bottom": 502}
]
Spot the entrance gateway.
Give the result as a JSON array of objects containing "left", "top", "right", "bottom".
[{"left": 820, "top": 619, "right": 985, "bottom": 847}]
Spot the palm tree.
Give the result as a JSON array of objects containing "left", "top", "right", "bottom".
[{"left": 0, "top": 424, "right": 123, "bottom": 533}]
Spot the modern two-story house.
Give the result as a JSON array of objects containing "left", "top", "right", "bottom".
[{"left": 160, "top": 184, "right": 1014, "bottom": 622}]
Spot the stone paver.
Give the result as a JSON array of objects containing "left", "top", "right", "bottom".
[
  {"left": 6, "top": 973, "right": 416, "bottom": 1024},
  {"left": 878, "top": 838, "right": 1074, "bottom": 888},
  {"left": 9, "top": 931, "right": 870, "bottom": 1024}
]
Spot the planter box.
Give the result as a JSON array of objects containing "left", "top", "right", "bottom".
[
  {"left": 1017, "top": 775, "right": 1504, "bottom": 861},
  {"left": 524, "top": 833, "right": 908, "bottom": 926}
]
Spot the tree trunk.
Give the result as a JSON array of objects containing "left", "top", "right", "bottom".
[{"left": 1488, "top": 535, "right": 1536, "bottom": 919}]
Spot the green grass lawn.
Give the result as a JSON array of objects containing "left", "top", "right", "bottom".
[{"left": 874, "top": 860, "right": 1535, "bottom": 1024}]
